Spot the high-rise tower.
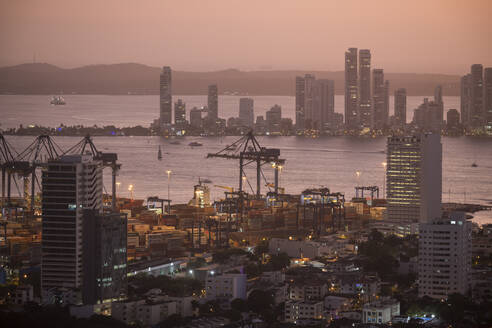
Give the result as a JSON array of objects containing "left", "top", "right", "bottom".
[
  {"left": 312, "top": 79, "right": 335, "bottom": 132},
  {"left": 345, "top": 48, "right": 358, "bottom": 129},
  {"left": 372, "top": 69, "right": 386, "bottom": 129},
  {"left": 159, "top": 66, "right": 172, "bottom": 126},
  {"left": 394, "top": 88, "right": 407, "bottom": 127},
  {"left": 470, "top": 64, "right": 484, "bottom": 128},
  {"left": 358, "top": 49, "right": 372, "bottom": 128},
  {"left": 239, "top": 98, "right": 254, "bottom": 128},
  {"left": 303, "top": 74, "right": 316, "bottom": 129},
  {"left": 386, "top": 133, "right": 442, "bottom": 236},
  {"left": 484, "top": 68, "right": 492, "bottom": 133},
  {"left": 295, "top": 76, "right": 306, "bottom": 130},
  {"left": 207, "top": 84, "right": 219, "bottom": 121},
  {"left": 174, "top": 99, "right": 186, "bottom": 127},
  {"left": 41, "top": 154, "right": 103, "bottom": 303}
]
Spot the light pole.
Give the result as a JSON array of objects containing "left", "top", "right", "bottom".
[
  {"left": 166, "top": 170, "right": 172, "bottom": 201},
  {"left": 355, "top": 171, "right": 361, "bottom": 187},
  {"left": 382, "top": 162, "right": 387, "bottom": 199},
  {"left": 128, "top": 184, "right": 134, "bottom": 200}
]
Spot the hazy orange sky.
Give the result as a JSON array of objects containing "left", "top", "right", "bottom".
[{"left": 1, "top": 0, "right": 491, "bottom": 74}]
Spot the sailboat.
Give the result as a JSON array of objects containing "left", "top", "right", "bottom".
[{"left": 158, "top": 145, "right": 162, "bottom": 160}]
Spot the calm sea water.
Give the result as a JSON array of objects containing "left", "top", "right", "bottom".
[{"left": 1, "top": 95, "right": 491, "bottom": 225}]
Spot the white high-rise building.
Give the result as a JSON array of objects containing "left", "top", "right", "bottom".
[
  {"left": 386, "top": 133, "right": 442, "bottom": 236},
  {"left": 41, "top": 154, "right": 103, "bottom": 303},
  {"left": 418, "top": 212, "right": 472, "bottom": 299}
]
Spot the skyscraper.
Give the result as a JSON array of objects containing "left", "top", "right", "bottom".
[
  {"left": 312, "top": 79, "right": 335, "bottom": 132},
  {"left": 386, "top": 133, "right": 442, "bottom": 236},
  {"left": 174, "top": 99, "right": 186, "bottom": 127},
  {"left": 484, "top": 68, "right": 492, "bottom": 133},
  {"left": 295, "top": 76, "right": 306, "bottom": 130},
  {"left": 41, "top": 154, "right": 103, "bottom": 303},
  {"left": 418, "top": 212, "right": 471, "bottom": 299},
  {"left": 460, "top": 74, "right": 471, "bottom": 127},
  {"left": 207, "top": 84, "right": 218, "bottom": 121},
  {"left": 413, "top": 98, "right": 443, "bottom": 132},
  {"left": 345, "top": 48, "right": 358, "bottom": 129},
  {"left": 239, "top": 98, "right": 254, "bottom": 128},
  {"left": 372, "top": 69, "right": 386, "bottom": 129},
  {"left": 470, "top": 64, "right": 484, "bottom": 128},
  {"left": 434, "top": 85, "right": 444, "bottom": 127},
  {"left": 159, "top": 66, "right": 172, "bottom": 126},
  {"left": 446, "top": 108, "right": 460, "bottom": 130},
  {"left": 394, "top": 88, "right": 407, "bottom": 127},
  {"left": 359, "top": 49, "right": 372, "bottom": 128},
  {"left": 303, "top": 74, "right": 316, "bottom": 129}
]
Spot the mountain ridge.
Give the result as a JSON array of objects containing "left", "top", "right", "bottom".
[{"left": 0, "top": 63, "right": 461, "bottom": 96}]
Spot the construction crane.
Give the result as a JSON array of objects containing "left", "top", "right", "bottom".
[
  {"left": 207, "top": 131, "right": 285, "bottom": 198},
  {"left": 0, "top": 134, "right": 18, "bottom": 210}
]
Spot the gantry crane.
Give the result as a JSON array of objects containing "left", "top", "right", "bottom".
[
  {"left": 207, "top": 131, "right": 285, "bottom": 198},
  {"left": 63, "top": 134, "right": 121, "bottom": 212}
]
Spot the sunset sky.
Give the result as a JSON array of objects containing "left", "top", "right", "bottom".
[{"left": 1, "top": 0, "right": 491, "bottom": 74}]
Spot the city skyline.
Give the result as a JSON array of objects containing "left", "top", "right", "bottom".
[{"left": 1, "top": 0, "right": 492, "bottom": 74}]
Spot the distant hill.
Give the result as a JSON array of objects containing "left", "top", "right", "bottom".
[{"left": 0, "top": 63, "right": 461, "bottom": 96}]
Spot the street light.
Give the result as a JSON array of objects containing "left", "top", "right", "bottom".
[
  {"left": 166, "top": 170, "right": 172, "bottom": 201},
  {"left": 381, "top": 162, "right": 387, "bottom": 199},
  {"left": 128, "top": 184, "right": 134, "bottom": 200},
  {"left": 355, "top": 171, "right": 361, "bottom": 186}
]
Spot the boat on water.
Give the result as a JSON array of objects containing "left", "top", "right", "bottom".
[
  {"left": 158, "top": 146, "right": 162, "bottom": 160},
  {"left": 471, "top": 162, "right": 478, "bottom": 167},
  {"left": 50, "top": 96, "right": 66, "bottom": 105},
  {"left": 189, "top": 141, "right": 203, "bottom": 147}
]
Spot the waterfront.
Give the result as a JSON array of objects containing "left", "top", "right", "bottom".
[
  {"left": 3, "top": 134, "right": 492, "bottom": 225},
  {"left": 0, "top": 94, "right": 460, "bottom": 129}
]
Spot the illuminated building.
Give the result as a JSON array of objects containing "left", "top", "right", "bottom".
[
  {"left": 312, "top": 79, "right": 335, "bottom": 132},
  {"left": 189, "top": 107, "right": 202, "bottom": 129},
  {"left": 386, "top": 133, "right": 442, "bottom": 235},
  {"left": 174, "top": 99, "right": 186, "bottom": 127},
  {"left": 359, "top": 49, "right": 372, "bottom": 128},
  {"left": 191, "top": 182, "right": 210, "bottom": 208},
  {"left": 41, "top": 154, "right": 103, "bottom": 303},
  {"left": 295, "top": 76, "right": 306, "bottom": 130},
  {"left": 266, "top": 104, "right": 282, "bottom": 134},
  {"left": 159, "top": 66, "right": 172, "bottom": 126},
  {"left": 418, "top": 212, "right": 471, "bottom": 299},
  {"left": 344, "top": 48, "right": 358, "bottom": 129}
]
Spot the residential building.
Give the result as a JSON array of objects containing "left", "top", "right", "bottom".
[
  {"left": 413, "top": 97, "right": 443, "bottom": 132},
  {"left": 207, "top": 84, "right": 219, "bottom": 121},
  {"left": 359, "top": 49, "right": 372, "bottom": 128},
  {"left": 447, "top": 109, "right": 460, "bottom": 130},
  {"left": 386, "top": 134, "right": 442, "bottom": 236},
  {"left": 174, "top": 99, "right": 186, "bottom": 127},
  {"left": 41, "top": 154, "right": 103, "bottom": 304},
  {"left": 484, "top": 68, "right": 492, "bottom": 133},
  {"left": 373, "top": 69, "right": 388, "bottom": 129},
  {"left": 295, "top": 76, "right": 306, "bottom": 130},
  {"left": 159, "top": 66, "right": 172, "bottom": 126},
  {"left": 12, "top": 285, "right": 34, "bottom": 305},
  {"left": 266, "top": 104, "right": 282, "bottom": 134},
  {"left": 362, "top": 298, "right": 400, "bottom": 324},
  {"left": 418, "top": 212, "right": 472, "bottom": 299},
  {"left": 284, "top": 300, "right": 324, "bottom": 323},
  {"left": 394, "top": 88, "right": 407, "bottom": 127},
  {"left": 189, "top": 107, "right": 202, "bottom": 129},
  {"left": 345, "top": 48, "right": 358, "bottom": 129},
  {"left": 303, "top": 74, "right": 316, "bottom": 129},
  {"left": 461, "top": 74, "right": 472, "bottom": 127},
  {"left": 312, "top": 79, "right": 335, "bottom": 132},
  {"left": 205, "top": 273, "right": 247, "bottom": 301},
  {"left": 470, "top": 64, "right": 484, "bottom": 128},
  {"left": 112, "top": 298, "right": 177, "bottom": 326},
  {"left": 239, "top": 98, "right": 254, "bottom": 128}
]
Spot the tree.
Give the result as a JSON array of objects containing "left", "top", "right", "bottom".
[{"left": 247, "top": 289, "right": 274, "bottom": 314}]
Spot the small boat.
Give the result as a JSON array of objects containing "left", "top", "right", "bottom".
[
  {"left": 471, "top": 162, "right": 478, "bottom": 167},
  {"left": 50, "top": 96, "right": 66, "bottom": 105},
  {"left": 189, "top": 141, "right": 203, "bottom": 147},
  {"left": 158, "top": 146, "right": 162, "bottom": 160}
]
